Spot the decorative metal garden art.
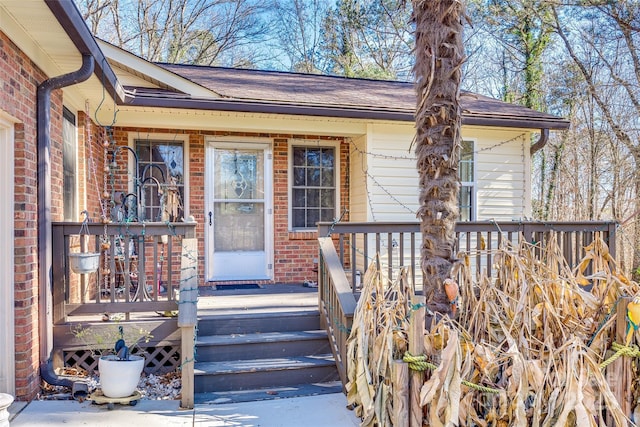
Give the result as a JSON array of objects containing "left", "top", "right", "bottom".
[{"left": 101, "top": 143, "right": 183, "bottom": 303}]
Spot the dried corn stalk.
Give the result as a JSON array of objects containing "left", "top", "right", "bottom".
[
  {"left": 346, "top": 257, "right": 413, "bottom": 427},
  {"left": 347, "top": 233, "right": 640, "bottom": 426}
]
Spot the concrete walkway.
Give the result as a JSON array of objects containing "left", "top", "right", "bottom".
[{"left": 9, "top": 393, "right": 360, "bottom": 426}]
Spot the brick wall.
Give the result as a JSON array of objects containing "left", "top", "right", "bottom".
[
  {"left": 0, "top": 30, "right": 64, "bottom": 400},
  {"left": 107, "top": 127, "right": 349, "bottom": 285}
]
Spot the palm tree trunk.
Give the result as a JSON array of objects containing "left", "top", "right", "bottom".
[{"left": 412, "top": 0, "right": 465, "bottom": 318}]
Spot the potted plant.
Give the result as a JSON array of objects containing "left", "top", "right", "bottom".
[{"left": 72, "top": 324, "right": 153, "bottom": 398}]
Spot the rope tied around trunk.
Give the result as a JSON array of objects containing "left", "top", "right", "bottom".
[{"left": 403, "top": 352, "right": 502, "bottom": 394}]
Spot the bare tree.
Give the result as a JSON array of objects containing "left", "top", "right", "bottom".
[
  {"left": 77, "top": 0, "right": 268, "bottom": 66},
  {"left": 412, "top": 0, "right": 465, "bottom": 318},
  {"left": 551, "top": 0, "right": 640, "bottom": 276},
  {"left": 266, "top": 0, "right": 329, "bottom": 73}
]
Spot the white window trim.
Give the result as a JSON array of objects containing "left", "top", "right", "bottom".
[
  {"left": 127, "top": 132, "right": 190, "bottom": 219},
  {"left": 460, "top": 138, "right": 477, "bottom": 221},
  {"left": 0, "top": 111, "right": 17, "bottom": 395},
  {"left": 288, "top": 139, "right": 341, "bottom": 231}
]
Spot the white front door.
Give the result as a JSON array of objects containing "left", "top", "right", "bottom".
[{"left": 206, "top": 142, "right": 272, "bottom": 281}]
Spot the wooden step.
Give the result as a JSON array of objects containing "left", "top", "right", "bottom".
[
  {"left": 193, "top": 354, "right": 339, "bottom": 393},
  {"left": 196, "top": 330, "right": 331, "bottom": 362},
  {"left": 197, "top": 310, "right": 321, "bottom": 335}
]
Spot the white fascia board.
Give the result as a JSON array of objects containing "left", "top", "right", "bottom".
[{"left": 98, "top": 40, "right": 218, "bottom": 99}]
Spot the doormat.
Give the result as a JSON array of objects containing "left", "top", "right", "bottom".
[{"left": 214, "top": 283, "right": 262, "bottom": 290}]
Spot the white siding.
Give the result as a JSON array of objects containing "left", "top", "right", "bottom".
[
  {"left": 367, "top": 123, "right": 419, "bottom": 222},
  {"left": 355, "top": 123, "right": 532, "bottom": 222},
  {"left": 472, "top": 128, "right": 531, "bottom": 220},
  {"left": 349, "top": 134, "right": 368, "bottom": 222}
]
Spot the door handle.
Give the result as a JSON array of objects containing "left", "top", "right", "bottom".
[{"left": 209, "top": 211, "right": 212, "bottom": 226}]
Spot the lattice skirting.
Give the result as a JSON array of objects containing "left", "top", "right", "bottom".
[{"left": 63, "top": 345, "right": 181, "bottom": 374}]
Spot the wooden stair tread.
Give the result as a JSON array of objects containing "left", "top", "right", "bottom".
[
  {"left": 194, "top": 354, "right": 336, "bottom": 375},
  {"left": 196, "top": 330, "right": 328, "bottom": 346}
]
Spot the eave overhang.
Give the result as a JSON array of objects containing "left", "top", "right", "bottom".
[
  {"left": 125, "top": 95, "right": 571, "bottom": 130},
  {"left": 45, "top": 0, "right": 126, "bottom": 103}
]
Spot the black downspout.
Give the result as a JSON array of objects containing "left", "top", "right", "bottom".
[
  {"left": 38, "top": 54, "right": 94, "bottom": 386},
  {"left": 530, "top": 128, "right": 549, "bottom": 155}
]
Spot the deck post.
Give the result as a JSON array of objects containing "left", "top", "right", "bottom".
[
  {"left": 409, "top": 295, "right": 426, "bottom": 427},
  {"left": 608, "top": 297, "right": 633, "bottom": 422},
  {"left": 178, "top": 237, "right": 198, "bottom": 409}
]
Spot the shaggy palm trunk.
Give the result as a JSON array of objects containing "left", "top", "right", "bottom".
[{"left": 412, "top": 0, "right": 465, "bottom": 318}]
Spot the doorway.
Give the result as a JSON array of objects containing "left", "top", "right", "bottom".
[{"left": 205, "top": 141, "right": 273, "bottom": 281}]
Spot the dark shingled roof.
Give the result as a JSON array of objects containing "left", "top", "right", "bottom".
[{"left": 126, "top": 63, "right": 569, "bottom": 130}]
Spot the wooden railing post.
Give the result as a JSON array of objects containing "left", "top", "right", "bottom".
[
  {"left": 409, "top": 295, "right": 426, "bottom": 427},
  {"left": 178, "top": 237, "right": 198, "bottom": 409},
  {"left": 608, "top": 297, "right": 633, "bottom": 422}
]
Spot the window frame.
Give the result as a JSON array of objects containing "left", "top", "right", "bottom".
[
  {"left": 459, "top": 139, "right": 476, "bottom": 221},
  {"left": 288, "top": 139, "right": 341, "bottom": 231},
  {"left": 127, "top": 133, "right": 189, "bottom": 221},
  {"left": 62, "top": 107, "right": 78, "bottom": 222}
]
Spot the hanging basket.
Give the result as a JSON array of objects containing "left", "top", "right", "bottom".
[
  {"left": 69, "top": 252, "right": 101, "bottom": 274},
  {"left": 69, "top": 211, "right": 101, "bottom": 274}
]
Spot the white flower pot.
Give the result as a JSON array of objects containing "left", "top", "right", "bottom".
[
  {"left": 69, "top": 252, "right": 101, "bottom": 274},
  {"left": 98, "top": 355, "right": 144, "bottom": 398},
  {"left": 0, "top": 393, "right": 13, "bottom": 427}
]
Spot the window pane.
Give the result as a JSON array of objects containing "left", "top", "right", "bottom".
[
  {"left": 461, "top": 140, "right": 473, "bottom": 161},
  {"left": 307, "top": 149, "right": 320, "bottom": 166},
  {"left": 293, "top": 188, "right": 306, "bottom": 207},
  {"left": 322, "top": 169, "right": 334, "bottom": 186},
  {"left": 293, "top": 208, "right": 306, "bottom": 228},
  {"left": 307, "top": 209, "right": 319, "bottom": 227},
  {"left": 321, "top": 189, "right": 334, "bottom": 208},
  {"left": 294, "top": 147, "right": 306, "bottom": 166},
  {"left": 307, "top": 168, "right": 320, "bottom": 186},
  {"left": 136, "top": 139, "right": 184, "bottom": 221},
  {"left": 459, "top": 185, "right": 472, "bottom": 221},
  {"left": 307, "top": 189, "right": 319, "bottom": 207},
  {"left": 214, "top": 202, "right": 264, "bottom": 251},
  {"left": 62, "top": 113, "right": 76, "bottom": 221},
  {"left": 459, "top": 161, "right": 473, "bottom": 182},
  {"left": 321, "top": 209, "right": 334, "bottom": 222},
  {"left": 293, "top": 167, "right": 305, "bottom": 186},
  {"left": 321, "top": 148, "right": 334, "bottom": 168}
]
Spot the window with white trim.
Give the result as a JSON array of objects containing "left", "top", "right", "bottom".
[
  {"left": 62, "top": 107, "right": 77, "bottom": 221},
  {"left": 458, "top": 140, "right": 475, "bottom": 221},
  {"left": 134, "top": 139, "right": 185, "bottom": 222},
  {"left": 290, "top": 144, "right": 337, "bottom": 230}
]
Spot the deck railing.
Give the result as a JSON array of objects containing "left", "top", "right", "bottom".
[
  {"left": 317, "top": 220, "right": 617, "bottom": 386},
  {"left": 52, "top": 221, "right": 197, "bottom": 324},
  {"left": 318, "top": 220, "right": 617, "bottom": 292},
  {"left": 318, "top": 237, "right": 357, "bottom": 387}
]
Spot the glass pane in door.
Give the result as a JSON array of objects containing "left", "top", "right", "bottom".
[{"left": 213, "top": 148, "right": 265, "bottom": 252}]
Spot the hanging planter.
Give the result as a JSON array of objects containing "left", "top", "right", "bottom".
[
  {"left": 69, "top": 252, "right": 101, "bottom": 274},
  {"left": 69, "top": 211, "right": 101, "bottom": 274}
]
